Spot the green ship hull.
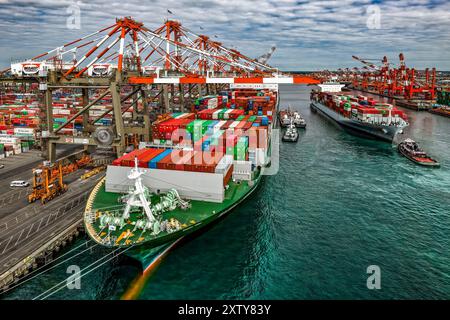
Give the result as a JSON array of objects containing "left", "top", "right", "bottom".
[{"left": 85, "top": 167, "right": 264, "bottom": 268}]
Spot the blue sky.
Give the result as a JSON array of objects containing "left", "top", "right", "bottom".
[{"left": 0, "top": 0, "right": 448, "bottom": 70}]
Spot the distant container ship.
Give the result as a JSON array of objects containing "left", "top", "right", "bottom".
[
  {"left": 310, "top": 83, "right": 408, "bottom": 142},
  {"left": 83, "top": 85, "right": 279, "bottom": 269}
]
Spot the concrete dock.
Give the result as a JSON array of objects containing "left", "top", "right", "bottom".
[{"left": 0, "top": 148, "right": 104, "bottom": 291}]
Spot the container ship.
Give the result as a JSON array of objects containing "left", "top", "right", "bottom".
[
  {"left": 429, "top": 89, "right": 450, "bottom": 118},
  {"left": 310, "top": 83, "right": 408, "bottom": 142},
  {"left": 83, "top": 85, "right": 278, "bottom": 268}
]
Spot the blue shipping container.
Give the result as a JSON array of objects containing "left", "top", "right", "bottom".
[{"left": 148, "top": 149, "right": 172, "bottom": 169}]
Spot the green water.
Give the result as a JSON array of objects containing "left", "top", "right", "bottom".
[{"left": 3, "top": 85, "right": 450, "bottom": 300}]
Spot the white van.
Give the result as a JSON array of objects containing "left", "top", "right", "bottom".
[{"left": 10, "top": 180, "right": 30, "bottom": 187}]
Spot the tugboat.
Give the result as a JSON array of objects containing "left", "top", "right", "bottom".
[
  {"left": 282, "top": 122, "right": 299, "bottom": 142},
  {"left": 398, "top": 139, "right": 440, "bottom": 167},
  {"left": 293, "top": 111, "right": 306, "bottom": 128},
  {"left": 279, "top": 109, "right": 292, "bottom": 127},
  {"left": 279, "top": 109, "right": 306, "bottom": 128}
]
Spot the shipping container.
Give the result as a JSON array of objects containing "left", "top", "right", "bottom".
[
  {"left": 136, "top": 148, "right": 165, "bottom": 168},
  {"left": 149, "top": 149, "right": 173, "bottom": 169}
]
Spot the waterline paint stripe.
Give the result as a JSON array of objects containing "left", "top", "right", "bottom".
[{"left": 121, "top": 238, "right": 183, "bottom": 300}]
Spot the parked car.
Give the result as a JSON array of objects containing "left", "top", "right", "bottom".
[
  {"left": 10, "top": 180, "right": 30, "bottom": 187},
  {"left": 0, "top": 164, "right": 4, "bottom": 169}
]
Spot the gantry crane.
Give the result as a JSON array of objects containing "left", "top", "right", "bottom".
[{"left": 2, "top": 16, "right": 320, "bottom": 162}]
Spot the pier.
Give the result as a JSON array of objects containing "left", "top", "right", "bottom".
[{"left": 0, "top": 149, "right": 104, "bottom": 291}]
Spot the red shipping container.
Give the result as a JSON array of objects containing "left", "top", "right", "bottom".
[
  {"left": 243, "top": 122, "right": 253, "bottom": 130},
  {"left": 156, "top": 151, "right": 174, "bottom": 170},
  {"left": 256, "top": 127, "right": 268, "bottom": 149},
  {"left": 169, "top": 150, "right": 194, "bottom": 170},
  {"left": 229, "top": 109, "right": 245, "bottom": 119},
  {"left": 121, "top": 148, "right": 149, "bottom": 167},
  {"left": 236, "top": 121, "right": 246, "bottom": 130},
  {"left": 197, "top": 108, "right": 215, "bottom": 120},
  {"left": 221, "top": 120, "right": 234, "bottom": 130},
  {"left": 177, "top": 113, "right": 196, "bottom": 119},
  {"left": 137, "top": 148, "right": 164, "bottom": 168}
]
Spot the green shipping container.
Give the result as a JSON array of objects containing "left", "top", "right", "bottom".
[
  {"left": 218, "top": 110, "right": 226, "bottom": 120},
  {"left": 210, "top": 130, "right": 224, "bottom": 146}
]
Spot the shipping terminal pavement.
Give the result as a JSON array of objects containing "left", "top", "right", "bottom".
[{"left": 0, "top": 146, "right": 105, "bottom": 291}]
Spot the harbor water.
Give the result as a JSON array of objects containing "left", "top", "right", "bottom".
[{"left": 3, "top": 85, "right": 450, "bottom": 300}]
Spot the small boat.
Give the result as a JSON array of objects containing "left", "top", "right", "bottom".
[
  {"left": 293, "top": 111, "right": 306, "bottom": 128},
  {"left": 279, "top": 111, "right": 292, "bottom": 127},
  {"left": 282, "top": 123, "right": 299, "bottom": 142},
  {"left": 398, "top": 139, "right": 440, "bottom": 167},
  {"left": 279, "top": 108, "right": 306, "bottom": 128}
]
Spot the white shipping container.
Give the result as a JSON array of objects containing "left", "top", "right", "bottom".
[
  {"left": 223, "top": 109, "right": 233, "bottom": 120},
  {"left": 14, "top": 127, "right": 35, "bottom": 135},
  {"left": 212, "top": 110, "right": 222, "bottom": 120},
  {"left": 208, "top": 98, "right": 218, "bottom": 109},
  {"left": 0, "top": 137, "right": 20, "bottom": 144},
  {"left": 229, "top": 121, "right": 240, "bottom": 129},
  {"left": 232, "top": 160, "right": 252, "bottom": 181},
  {"left": 215, "top": 155, "right": 233, "bottom": 174},
  {"left": 54, "top": 109, "right": 71, "bottom": 115},
  {"left": 214, "top": 120, "right": 226, "bottom": 132},
  {"left": 105, "top": 165, "right": 225, "bottom": 202}
]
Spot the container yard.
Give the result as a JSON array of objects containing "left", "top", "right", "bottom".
[
  {"left": 310, "top": 53, "right": 444, "bottom": 111},
  {"left": 429, "top": 89, "right": 450, "bottom": 118},
  {"left": 0, "top": 0, "right": 449, "bottom": 307}
]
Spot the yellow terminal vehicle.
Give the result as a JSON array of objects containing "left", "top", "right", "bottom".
[{"left": 28, "top": 162, "right": 68, "bottom": 204}]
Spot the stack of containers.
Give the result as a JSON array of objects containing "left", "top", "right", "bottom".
[
  {"left": 120, "top": 148, "right": 150, "bottom": 166},
  {"left": 225, "top": 134, "right": 238, "bottom": 156},
  {"left": 187, "top": 120, "right": 207, "bottom": 142},
  {"left": 235, "top": 136, "right": 249, "bottom": 161},
  {"left": 21, "top": 141, "right": 30, "bottom": 153},
  {"left": 185, "top": 151, "right": 223, "bottom": 173},
  {"left": 157, "top": 150, "right": 193, "bottom": 170},
  {"left": 215, "top": 155, "right": 234, "bottom": 187},
  {"left": 149, "top": 149, "right": 173, "bottom": 169},
  {"left": 0, "top": 137, "right": 22, "bottom": 155},
  {"left": 137, "top": 148, "right": 165, "bottom": 168},
  {"left": 156, "top": 118, "right": 192, "bottom": 141},
  {"left": 209, "top": 130, "right": 225, "bottom": 149}
]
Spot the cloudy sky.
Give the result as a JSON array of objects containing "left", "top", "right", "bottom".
[{"left": 0, "top": 0, "right": 449, "bottom": 71}]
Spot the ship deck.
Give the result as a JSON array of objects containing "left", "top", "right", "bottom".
[{"left": 85, "top": 172, "right": 259, "bottom": 248}]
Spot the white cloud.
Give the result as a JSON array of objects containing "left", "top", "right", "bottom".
[{"left": 0, "top": 0, "right": 448, "bottom": 70}]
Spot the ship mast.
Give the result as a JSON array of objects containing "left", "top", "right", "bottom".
[{"left": 122, "top": 157, "right": 156, "bottom": 222}]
